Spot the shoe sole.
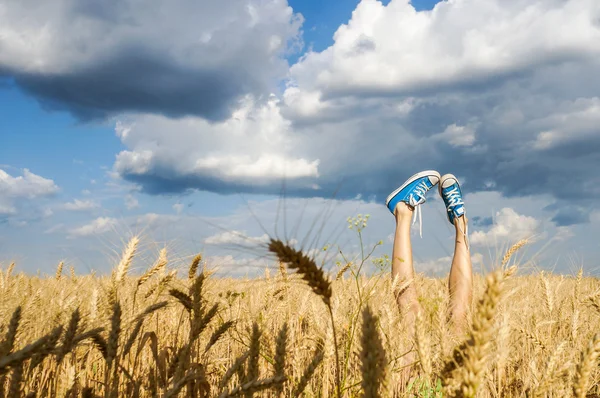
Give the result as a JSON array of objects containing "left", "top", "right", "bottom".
[
  {"left": 386, "top": 170, "right": 441, "bottom": 207},
  {"left": 438, "top": 173, "right": 459, "bottom": 196},
  {"left": 439, "top": 173, "right": 462, "bottom": 223}
]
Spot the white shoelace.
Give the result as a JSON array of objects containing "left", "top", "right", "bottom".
[
  {"left": 408, "top": 181, "right": 429, "bottom": 238},
  {"left": 445, "top": 187, "right": 469, "bottom": 251}
]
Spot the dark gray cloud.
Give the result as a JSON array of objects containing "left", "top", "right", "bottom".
[
  {"left": 471, "top": 216, "right": 494, "bottom": 227},
  {"left": 0, "top": 0, "right": 302, "bottom": 121},
  {"left": 12, "top": 51, "right": 249, "bottom": 121},
  {"left": 551, "top": 207, "right": 591, "bottom": 227}
]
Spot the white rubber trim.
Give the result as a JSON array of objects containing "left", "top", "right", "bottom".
[
  {"left": 438, "top": 173, "right": 459, "bottom": 194},
  {"left": 385, "top": 170, "right": 441, "bottom": 206}
]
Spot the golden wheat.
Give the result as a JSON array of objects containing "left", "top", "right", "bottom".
[{"left": 0, "top": 236, "right": 598, "bottom": 397}]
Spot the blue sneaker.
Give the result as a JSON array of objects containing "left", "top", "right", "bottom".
[
  {"left": 439, "top": 174, "right": 469, "bottom": 250},
  {"left": 386, "top": 170, "right": 440, "bottom": 236},
  {"left": 439, "top": 174, "right": 465, "bottom": 225}
]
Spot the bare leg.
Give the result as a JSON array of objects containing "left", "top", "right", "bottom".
[
  {"left": 392, "top": 202, "right": 421, "bottom": 327},
  {"left": 448, "top": 215, "right": 472, "bottom": 333}
]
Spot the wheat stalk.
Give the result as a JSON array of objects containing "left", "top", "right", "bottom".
[{"left": 415, "top": 310, "right": 432, "bottom": 380}]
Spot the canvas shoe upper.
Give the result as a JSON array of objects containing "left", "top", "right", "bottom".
[
  {"left": 439, "top": 174, "right": 469, "bottom": 250},
  {"left": 386, "top": 170, "right": 440, "bottom": 237}
]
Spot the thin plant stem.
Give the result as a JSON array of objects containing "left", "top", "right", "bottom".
[{"left": 327, "top": 303, "right": 342, "bottom": 398}]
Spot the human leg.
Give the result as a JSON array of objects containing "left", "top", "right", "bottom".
[
  {"left": 386, "top": 170, "right": 441, "bottom": 323},
  {"left": 448, "top": 215, "right": 472, "bottom": 331},
  {"left": 391, "top": 202, "right": 420, "bottom": 324},
  {"left": 439, "top": 174, "right": 472, "bottom": 332}
]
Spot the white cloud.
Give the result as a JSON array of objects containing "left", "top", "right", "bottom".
[
  {"left": 433, "top": 123, "right": 476, "bottom": 147},
  {"left": 470, "top": 208, "right": 539, "bottom": 247},
  {"left": 532, "top": 97, "right": 600, "bottom": 150},
  {"left": 415, "top": 256, "right": 452, "bottom": 275},
  {"left": 125, "top": 194, "right": 139, "bottom": 210},
  {"left": 0, "top": 168, "right": 59, "bottom": 216},
  {"left": 131, "top": 213, "right": 180, "bottom": 230},
  {"left": 205, "top": 230, "right": 270, "bottom": 246},
  {"left": 553, "top": 226, "right": 575, "bottom": 241},
  {"left": 44, "top": 224, "right": 65, "bottom": 234},
  {"left": 285, "top": 0, "right": 600, "bottom": 107},
  {"left": 113, "top": 95, "right": 320, "bottom": 190},
  {"left": 63, "top": 199, "right": 99, "bottom": 211},
  {"left": 0, "top": 168, "right": 58, "bottom": 198},
  {"left": 173, "top": 203, "right": 184, "bottom": 214},
  {"left": 0, "top": 204, "right": 16, "bottom": 216},
  {"left": 205, "top": 255, "right": 270, "bottom": 277},
  {"left": 69, "top": 217, "right": 118, "bottom": 237}
]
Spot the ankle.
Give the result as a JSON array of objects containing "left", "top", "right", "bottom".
[
  {"left": 454, "top": 215, "right": 468, "bottom": 230},
  {"left": 395, "top": 202, "right": 413, "bottom": 220}
]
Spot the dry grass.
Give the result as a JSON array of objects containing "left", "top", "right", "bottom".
[{"left": 1, "top": 237, "right": 600, "bottom": 397}]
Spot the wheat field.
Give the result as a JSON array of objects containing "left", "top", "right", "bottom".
[{"left": 1, "top": 234, "right": 599, "bottom": 397}]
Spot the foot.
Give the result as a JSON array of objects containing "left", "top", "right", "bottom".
[
  {"left": 385, "top": 170, "right": 441, "bottom": 215},
  {"left": 439, "top": 174, "right": 465, "bottom": 224}
]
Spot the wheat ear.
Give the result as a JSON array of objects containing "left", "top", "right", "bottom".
[
  {"left": 189, "top": 254, "right": 202, "bottom": 280},
  {"left": 268, "top": 239, "right": 340, "bottom": 397},
  {"left": 361, "top": 305, "right": 387, "bottom": 398},
  {"left": 573, "top": 333, "right": 600, "bottom": 398},
  {"left": 6, "top": 262, "right": 15, "bottom": 280},
  {"left": 137, "top": 248, "right": 167, "bottom": 288},
  {"left": 220, "top": 351, "right": 250, "bottom": 389},
  {"left": 268, "top": 239, "right": 332, "bottom": 306},
  {"left": 0, "top": 306, "right": 22, "bottom": 356},
  {"left": 246, "top": 322, "right": 262, "bottom": 387},
  {"left": 204, "top": 321, "right": 235, "bottom": 354},
  {"left": 294, "top": 345, "right": 324, "bottom": 396},
  {"left": 55, "top": 261, "right": 64, "bottom": 281},
  {"left": 0, "top": 326, "right": 63, "bottom": 373},
  {"left": 113, "top": 236, "right": 139, "bottom": 284},
  {"left": 106, "top": 302, "right": 121, "bottom": 368},
  {"left": 335, "top": 262, "right": 352, "bottom": 281},
  {"left": 443, "top": 270, "right": 504, "bottom": 398},
  {"left": 218, "top": 376, "right": 287, "bottom": 398},
  {"left": 169, "top": 289, "right": 193, "bottom": 312},
  {"left": 274, "top": 323, "right": 288, "bottom": 398},
  {"left": 501, "top": 239, "right": 528, "bottom": 268},
  {"left": 57, "top": 308, "right": 81, "bottom": 363},
  {"left": 8, "top": 363, "right": 23, "bottom": 397}
]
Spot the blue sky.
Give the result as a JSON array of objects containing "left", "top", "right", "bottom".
[{"left": 1, "top": 0, "right": 599, "bottom": 276}]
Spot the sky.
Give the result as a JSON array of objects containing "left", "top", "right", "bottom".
[{"left": 1, "top": 0, "right": 599, "bottom": 277}]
